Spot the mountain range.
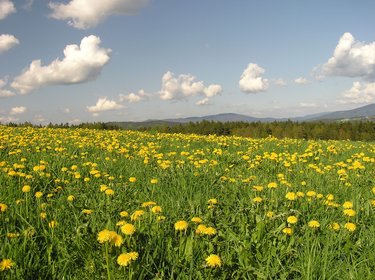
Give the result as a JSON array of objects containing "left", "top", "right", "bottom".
[{"left": 108, "top": 103, "right": 375, "bottom": 129}]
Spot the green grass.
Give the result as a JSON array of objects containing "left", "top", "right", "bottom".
[{"left": 0, "top": 126, "right": 374, "bottom": 279}]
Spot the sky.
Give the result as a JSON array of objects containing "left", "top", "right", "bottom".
[{"left": 1, "top": 0, "right": 375, "bottom": 124}]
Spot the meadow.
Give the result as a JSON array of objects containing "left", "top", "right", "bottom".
[{"left": 0, "top": 126, "right": 374, "bottom": 279}]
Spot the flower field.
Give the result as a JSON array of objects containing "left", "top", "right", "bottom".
[{"left": 1, "top": 126, "right": 374, "bottom": 279}]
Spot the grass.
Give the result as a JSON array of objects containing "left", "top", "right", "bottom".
[{"left": 0, "top": 126, "right": 374, "bottom": 279}]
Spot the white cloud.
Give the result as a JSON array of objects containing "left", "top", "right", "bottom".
[
  {"left": 34, "top": 114, "right": 45, "bottom": 122},
  {"left": 24, "top": 0, "right": 34, "bottom": 11},
  {"left": 87, "top": 97, "right": 124, "bottom": 113},
  {"left": 119, "top": 89, "right": 148, "bottom": 103},
  {"left": 159, "top": 71, "right": 222, "bottom": 101},
  {"left": 294, "top": 77, "right": 310, "bottom": 85},
  {"left": 0, "top": 79, "right": 16, "bottom": 97},
  {"left": 0, "top": 116, "right": 18, "bottom": 123},
  {"left": 339, "top": 81, "right": 375, "bottom": 104},
  {"left": 11, "top": 35, "right": 111, "bottom": 94},
  {"left": 0, "top": 0, "right": 16, "bottom": 20},
  {"left": 239, "top": 63, "right": 269, "bottom": 93},
  {"left": 64, "top": 108, "right": 70, "bottom": 113},
  {"left": 10, "top": 106, "right": 27, "bottom": 115},
  {"left": 299, "top": 102, "right": 317, "bottom": 108},
  {"left": 49, "top": 0, "right": 149, "bottom": 29},
  {"left": 320, "top": 33, "right": 375, "bottom": 81},
  {"left": 274, "top": 78, "right": 287, "bottom": 86},
  {"left": 196, "top": 98, "right": 211, "bottom": 106},
  {"left": 0, "top": 34, "right": 19, "bottom": 53}
]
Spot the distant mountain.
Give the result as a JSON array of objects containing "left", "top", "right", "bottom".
[
  {"left": 165, "top": 113, "right": 277, "bottom": 123},
  {"left": 309, "top": 103, "right": 375, "bottom": 121},
  {"left": 106, "top": 104, "right": 375, "bottom": 129}
]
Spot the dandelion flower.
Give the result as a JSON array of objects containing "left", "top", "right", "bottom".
[
  {"left": 150, "top": 178, "right": 158, "bottom": 184},
  {"left": 111, "top": 234, "right": 123, "bottom": 247},
  {"left": 267, "top": 182, "right": 278, "bottom": 189},
  {"left": 141, "top": 201, "right": 156, "bottom": 207},
  {"left": 285, "top": 192, "right": 297, "bottom": 201},
  {"left": 306, "top": 191, "right": 316, "bottom": 198},
  {"left": 343, "top": 209, "right": 356, "bottom": 217},
  {"left": 119, "top": 211, "right": 129, "bottom": 217},
  {"left": 35, "top": 192, "right": 43, "bottom": 199},
  {"left": 191, "top": 217, "right": 203, "bottom": 223},
  {"left": 105, "top": 189, "right": 114, "bottom": 196},
  {"left": 40, "top": 212, "right": 47, "bottom": 219},
  {"left": 342, "top": 201, "right": 353, "bottom": 209},
  {"left": 129, "top": 177, "right": 137, "bottom": 183},
  {"left": 282, "top": 227, "right": 293, "bottom": 235},
  {"left": 330, "top": 222, "right": 340, "bottom": 231},
  {"left": 308, "top": 220, "right": 320, "bottom": 228},
  {"left": 287, "top": 216, "right": 298, "bottom": 224},
  {"left": 207, "top": 198, "right": 218, "bottom": 205},
  {"left": 131, "top": 210, "right": 145, "bottom": 221},
  {"left": 117, "top": 252, "right": 138, "bottom": 266},
  {"left": 205, "top": 254, "right": 222, "bottom": 268},
  {"left": 344, "top": 222, "right": 356, "bottom": 232},
  {"left": 121, "top": 223, "right": 136, "bottom": 235},
  {"left": 82, "top": 209, "right": 93, "bottom": 215},
  {"left": 0, "top": 203, "right": 8, "bottom": 212},
  {"left": 174, "top": 220, "right": 188, "bottom": 231},
  {"left": 67, "top": 195, "right": 75, "bottom": 202},
  {"left": 202, "top": 226, "right": 217, "bottom": 236},
  {"left": 48, "top": 220, "right": 58, "bottom": 228},
  {"left": 151, "top": 206, "right": 162, "bottom": 213},
  {"left": 0, "top": 259, "right": 14, "bottom": 271},
  {"left": 253, "top": 196, "right": 263, "bottom": 203},
  {"left": 196, "top": 224, "right": 207, "bottom": 235},
  {"left": 97, "top": 229, "right": 112, "bottom": 243},
  {"left": 266, "top": 211, "right": 275, "bottom": 218},
  {"left": 371, "top": 199, "right": 375, "bottom": 207},
  {"left": 22, "top": 185, "right": 31, "bottom": 193}
]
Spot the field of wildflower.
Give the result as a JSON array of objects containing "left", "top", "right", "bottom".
[{"left": 1, "top": 126, "right": 374, "bottom": 279}]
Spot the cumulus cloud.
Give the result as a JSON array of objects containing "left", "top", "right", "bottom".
[
  {"left": 239, "top": 63, "right": 269, "bottom": 93},
  {"left": 34, "top": 114, "right": 46, "bottom": 122},
  {"left": 11, "top": 35, "right": 111, "bottom": 94},
  {"left": 86, "top": 97, "right": 124, "bottom": 114},
  {"left": 274, "top": 78, "right": 287, "bottom": 86},
  {"left": 294, "top": 77, "right": 310, "bottom": 85},
  {"left": 159, "top": 71, "right": 222, "bottom": 101},
  {"left": 320, "top": 33, "right": 375, "bottom": 81},
  {"left": 196, "top": 97, "right": 211, "bottom": 106},
  {"left": 0, "top": 79, "right": 16, "bottom": 97},
  {"left": 10, "top": 106, "right": 27, "bottom": 115},
  {"left": 49, "top": 0, "right": 149, "bottom": 29},
  {"left": 0, "top": 34, "right": 19, "bottom": 53},
  {"left": 0, "top": 116, "right": 18, "bottom": 123},
  {"left": 0, "top": 0, "right": 15, "bottom": 20},
  {"left": 119, "top": 89, "right": 149, "bottom": 103},
  {"left": 339, "top": 81, "right": 375, "bottom": 104}
]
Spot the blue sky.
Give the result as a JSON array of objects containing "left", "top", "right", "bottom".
[{"left": 1, "top": 0, "right": 375, "bottom": 124}]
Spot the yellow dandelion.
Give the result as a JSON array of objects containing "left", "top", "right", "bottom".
[
  {"left": 157, "top": 215, "right": 166, "bottom": 222},
  {"left": 330, "top": 222, "right": 340, "bottom": 231},
  {"left": 117, "top": 252, "right": 138, "bottom": 266},
  {"left": 129, "top": 177, "right": 137, "bottom": 183},
  {"left": 97, "top": 229, "right": 111, "bottom": 243},
  {"left": 48, "top": 220, "right": 58, "bottom": 228},
  {"left": 116, "top": 220, "right": 126, "bottom": 226},
  {"left": 150, "top": 178, "right": 158, "bottom": 184},
  {"left": 67, "top": 195, "right": 75, "bottom": 202},
  {"left": 99, "top": 185, "right": 108, "bottom": 192},
  {"left": 252, "top": 185, "right": 264, "bottom": 192},
  {"left": 191, "top": 217, "right": 203, "bottom": 223},
  {"left": 105, "top": 189, "right": 114, "bottom": 196},
  {"left": 308, "top": 220, "right": 320, "bottom": 228},
  {"left": 287, "top": 215, "right": 298, "bottom": 224},
  {"left": 344, "top": 222, "right": 356, "bottom": 232},
  {"left": 342, "top": 201, "right": 353, "bottom": 209},
  {"left": 40, "top": 212, "right": 47, "bottom": 219},
  {"left": 111, "top": 234, "right": 123, "bottom": 247},
  {"left": 296, "top": 191, "right": 305, "bottom": 197},
  {"left": 82, "top": 209, "right": 93, "bottom": 215},
  {"left": 253, "top": 196, "right": 263, "bottom": 203},
  {"left": 285, "top": 192, "right": 297, "bottom": 201},
  {"left": 35, "top": 191, "right": 43, "bottom": 199},
  {"left": 0, "top": 203, "right": 8, "bottom": 212},
  {"left": 120, "top": 223, "right": 136, "bottom": 235},
  {"left": 22, "top": 185, "right": 31, "bottom": 193},
  {"left": 266, "top": 211, "right": 275, "bottom": 218},
  {"left": 205, "top": 254, "right": 222, "bottom": 268},
  {"left": 130, "top": 210, "right": 145, "bottom": 221},
  {"left": 151, "top": 206, "right": 162, "bottom": 213},
  {"left": 372, "top": 187, "right": 375, "bottom": 194},
  {"left": 6, "top": 232, "right": 19, "bottom": 239},
  {"left": 0, "top": 259, "right": 14, "bottom": 271},
  {"left": 267, "top": 182, "right": 278, "bottom": 189},
  {"left": 196, "top": 224, "right": 207, "bottom": 235},
  {"left": 282, "top": 227, "right": 293, "bottom": 235},
  {"left": 141, "top": 201, "right": 156, "bottom": 207},
  {"left": 119, "top": 211, "right": 129, "bottom": 217},
  {"left": 343, "top": 209, "right": 356, "bottom": 217},
  {"left": 306, "top": 191, "right": 316, "bottom": 198},
  {"left": 207, "top": 198, "right": 218, "bottom": 205},
  {"left": 174, "top": 220, "right": 188, "bottom": 231},
  {"left": 371, "top": 199, "right": 375, "bottom": 207},
  {"left": 202, "top": 226, "right": 217, "bottom": 236}
]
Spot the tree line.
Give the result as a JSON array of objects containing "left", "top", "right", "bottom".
[{"left": 2, "top": 120, "right": 375, "bottom": 141}]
